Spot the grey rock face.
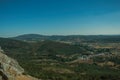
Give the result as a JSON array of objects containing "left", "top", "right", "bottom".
[{"left": 0, "top": 47, "right": 38, "bottom": 80}]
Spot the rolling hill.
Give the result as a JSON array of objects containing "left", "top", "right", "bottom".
[
  {"left": 12, "top": 34, "right": 120, "bottom": 43},
  {"left": 0, "top": 37, "right": 120, "bottom": 80}
]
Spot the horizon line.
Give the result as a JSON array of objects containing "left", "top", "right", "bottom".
[{"left": 0, "top": 33, "right": 119, "bottom": 38}]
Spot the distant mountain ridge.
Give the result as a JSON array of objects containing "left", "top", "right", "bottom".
[
  {"left": 11, "top": 34, "right": 120, "bottom": 43},
  {"left": 11, "top": 34, "right": 49, "bottom": 41}
]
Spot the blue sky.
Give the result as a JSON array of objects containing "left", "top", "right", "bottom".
[{"left": 0, "top": 0, "right": 120, "bottom": 37}]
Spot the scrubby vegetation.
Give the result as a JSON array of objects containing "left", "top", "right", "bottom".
[{"left": 0, "top": 37, "right": 120, "bottom": 80}]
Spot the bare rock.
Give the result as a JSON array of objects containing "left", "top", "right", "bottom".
[{"left": 0, "top": 47, "right": 39, "bottom": 80}]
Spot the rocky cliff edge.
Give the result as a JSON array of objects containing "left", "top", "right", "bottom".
[{"left": 0, "top": 47, "right": 39, "bottom": 80}]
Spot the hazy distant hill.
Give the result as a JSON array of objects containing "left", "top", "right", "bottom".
[
  {"left": 11, "top": 34, "right": 49, "bottom": 41},
  {"left": 12, "top": 34, "right": 120, "bottom": 43}
]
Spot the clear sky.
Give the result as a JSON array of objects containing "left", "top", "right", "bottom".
[{"left": 0, "top": 0, "right": 120, "bottom": 37}]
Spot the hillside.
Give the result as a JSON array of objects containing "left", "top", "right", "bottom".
[{"left": 0, "top": 37, "right": 120, "bottom": 80}]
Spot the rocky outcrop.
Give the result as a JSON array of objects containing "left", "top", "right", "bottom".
[{"left": 0, "top": 47, "right": 38, "bottom": 80}]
